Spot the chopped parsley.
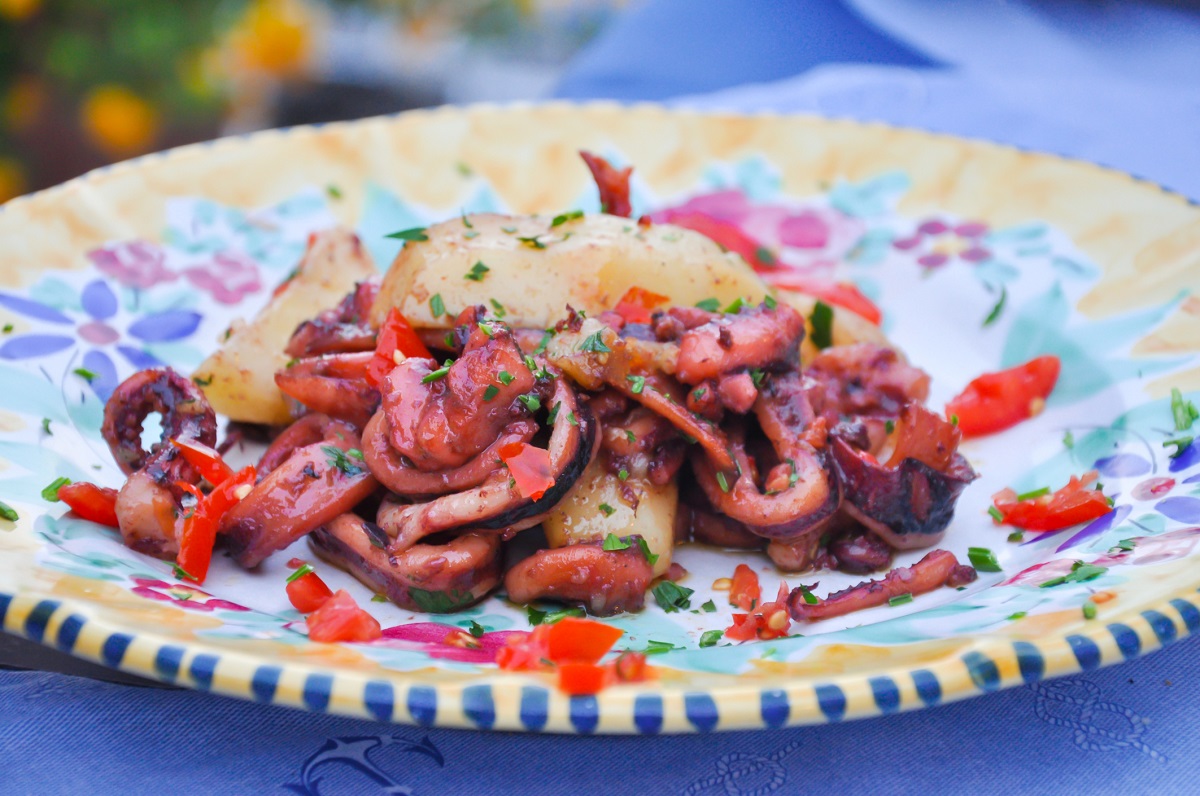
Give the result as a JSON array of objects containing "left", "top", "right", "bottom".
[
  {"left": 532, "top": 330, "right": 554, "bottom": 355},
  {"left": 371, "top": 593, "right": 389, "bottom": 602},
  {"left": 626, "top": 374, "right": 646, "bottom": 394},
  {"left": 456, "top": 161, "right": 473, "bottom": 177},
  {"left": 982, "top": 286, "right": 1007, "bottom": 327},
  {"left": 421, "top": 361, "right": 453, "bottom": 384},
  {"left": 41, "top": 477, "right": 71, "bottom": 502},
  {"left": 1039, "top": 560, "right": 1107, "bottom": 588},
  {"left": 408, "top": 588, "right": 474, "bottom": 613},
  {"left": 755, "top": 247, "right": 777, "bottom": 267},
  {"left": 2, "top": 323, "right": 12, "bottom": 333},
  {"left": 716, "top": 471, "right": 731, "bottom": 493},
  {"left": 460, "top": 209, "right": 473, "bottom": 228},
  {"left": 645, "top": 640, "right": 683, "bottom": 655},
  {"left": 385, "top": 226, "right": 428, "bottom": 242},
  {"left": 498, "top": 371, "right": 515, "bottom": 385},
  {"left": 884, "top": 419, "right": 895, "bottom": 434},
  {"left": 192, "top": 375, "right": 212, "bottom": 387},
  {"left": 617, "top": 468, "right": 629, "bottom": 481},
  {"left": 483, "top": 385, "right": 500, "bottom": 402},
  {"left": 326, "top": 184, "right": 342, "bottom": 199},
  {"left": 602, "top": 533, "right": 630, "bottom": 551},
  {"left": 0, "top": 500, "right": 18, "bottom": 521},
  {"left": 527, "top": 605, "right": 585, "bottom": 626},
  {"left": 551, "top": 209, "right": 584, "bottom": 227},
  {"left": 516, "top": 235, "right": 546, "bottom": 249},
  {"left": 1007, "top": 531, "right": 1025, "bottom": 543},
  {"left": 72, "top": 367, "right": 97, "bottom": 382},
  {"left": 750, "top": 368, "right": 766, "bottom": 386},
  {"left": 624, "top": 430, "right": 636, "bottom": 443},
  {"left": 467, "top": 620, "right": 486, "bottom": 638},
  {"left": 546, "top": 402, "right": 561, "bottom": 424},
  {"left": 41, "top": 418, "right": 51, "bottom": 435},
  {"left": 699, "top": 630, "right": 723, "bottom": 648},
  {"left": 322, "top": 445, "right": 365, "bottom": 476},
  {"left": 695, "top": 298, "right": 721, "bottom": 312},
  {"left": 1171, "top": 387, "right": 1199, "bottom": 431},
  {"left": 464, "top": 261, "right": 490, "bottom": 281},
  {"left": 173, "top": 564, "right": 197, "bottom": 582},
  {"left": 1015, "top": 486, "right": 1050, "bottom": 501},
  {"left": 363, "top": 521, "right": 388, "bottom": 549},
  {"left": 763, "top": 294, "right": 778, "bottom": 310},
  {"left": 489, "top": 298, "right": 507, "bottom": 318},
  {"left": 1063, "top": 430, "right": 1075, "bottom": 449},
  {"left": 968, "top": 546, "right": 1002, "bottom": 572},
  {"left": 517, "top": 393, "right": 541, "bottom": 413},
  {"left": 652, "top": 581, "right": 694, "bottom": 613},
  {"left": 1007, "top": 611, "right": 1027, "bottom": 621},
  {"left": 477, "top": 321, "right": 495, "bottom": 338},
  {"left": 429, "top": 293, "right": 446, "bottom": 318},
  {"left": 1082, "top": 599, "right": 1098, "bottom": 620},
  {"left": 692, "top": 387, "right": 707, "bottom": 401},
  {"left": 723, "top": 297, "right": 745, "bottom": 315},
  {"left": 635, "top": 537, "right": 659, "bottom": 566},
  {"left": 888, "top": 593, "right": 914, "bottom": 607},
  {"left": 598, "top": 503, "right": 616, "bottom": 517},
  {"left": 286, "top": 563, "right": 314, "bottom": 583},
  {"left": 795, "top": 584, "right": 818, "bottom": 605},
  {"left": 1110, "top": 538, "right": 1137, "bottom": 553},
  {"left": 578, "top": 331, "right": 611, "bottom": 353},
  {"left": 700, "top": 599, "right": 717, "bottom": 613},
  {"left": 809, "top": 300, "right": 834, "bottom": 350},
  {"left": 987, "top": 505, "right": 1005, "bottom": 522},
  {"left": 1164, "top": 436, "right": 1194, "bottom": 459}
]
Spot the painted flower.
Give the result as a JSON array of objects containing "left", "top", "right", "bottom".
[
  {"left": 0, "top": 278, "right": 201, "bottom": 399},
  {"left": 183, "top": 251, "right": 263, "bottom": 305},
  {"left": 87, "top": 240, "right": 177, "bottom": 290},
  {"left": 892, "top": 218, "right": 992, "bottom": 268},
  {"left": 378, "top": 621, "right": 524, "bottom": 663},
  {"left": 130, "top": 577, "right": 250, "bottom": 612},
  {"left": 649, "top": 189, "right": 866, "bottom": 276}
]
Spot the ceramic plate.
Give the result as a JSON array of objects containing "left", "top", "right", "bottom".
[{"left": 1, "top": 104, "right": 1198, "bottom": 733}]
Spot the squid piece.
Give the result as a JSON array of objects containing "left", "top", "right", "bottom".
[
  {"left": 222, "top": 429, "right": 378, "bottom": 568},
  {"left": 274, "top": 351, "right": 379, "bottom": 429},
  {"left": 504, "top": 542, "right": 654, "bottom": 616},
  {"left": 674, "top": 303, "right": 805, "bottom": 385},
  {"left": 285, "top": 279, "right": 380, "bottom": 358},
  {"left": 310, "top": 514, "right": 501, "bottom": 612},
  {"left": 787, "top": 549, "right": 977, "bottom": 622},
  {"left": 831, "top": 403, "right": 977, "bottom": 550}
]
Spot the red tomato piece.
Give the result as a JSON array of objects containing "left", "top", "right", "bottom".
[
  {"left": 765, "top": 273, "right": 884, "bottom": 325},
  {"left": 729, "top": 564, "right": 761, "bottom": 611},
  {"left": 365, "top": 308, "right": 433, "bottom": 387},
  {"left": 657, "top": 210, "right": 777, "bottom": 273},
  {"left": 496, "top": 625, "right": 552, "bottom": 671},
  {"left": 612, "top": 650, "right": 652, "bottom": 683},
  {"left": 545, "top": 617, "right": 625, "bottom": 664},
  {"left": 992, "top": 470, "right": 1112, "bottom": 532},
  {"left": 286, "top": 571, "right": 334, "bottom": 613},
  {"left": 725, "top": 583, "right": 792, "bottom": 642},
  {"left": 612, "top": 286, "right": 670, "bottom": 325},
  {"left": 724, "top": 613, "right": 758, "bottom": 642},
  {"left": 306, "top": 589, "right": 382, "bottom": 643},
  {"left": 945, "top": 355, "right": 1061, "bottom": 437},
  {"left": 176, "top": 465, "right": 256, "bottom": 584},
  {"left": 580, "top": 151, "right": 632, "bottom": 218},
  {"left": 57, "top": 482, "right": 119, "bottom": 528},
  {"left": 171, "top": 437, "right": 234, "bottom": 486},
  {"left": 498, "top": 442, "right": 555, "bottom": 501},
  {"left": 558, "top": 661, "right": 610, "bottom": 696}
]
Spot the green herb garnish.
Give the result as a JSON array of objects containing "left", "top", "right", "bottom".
[
  {"left": 421, "top": 362, "right": 452, "bottom": 384},
  {"left": 598, "top": 503, "right": 616, "bottom": 517},
  {"left": 1039, "top": 560, "right": 1107, "bottom": 589},
  {"left": 1171, "top": 387, "right": 1199, "bottom": 431},
  {"left": 698, "top": 630, "right": 723, "bottom": 648},
  {"left": 527, "top": 605, "right": 585, "bottom": 626},
  {"left": 489, "top": 298, "right": 507, "bottom": 318},
  {"left": 617, "top": 468, "right": 629, "bottom": 481},
  {"left": 322, "top": 445, "right": 365, "bottom": 476},
  {"left": 635, "top": 537, "right": 659, "bottom": 566},
  {"left": 532, "top": 330, "right": 554, "bottom": 356},
  {"left": 602, "top": 533, "right": 630, "bottom": 551},
  {"left": 482, "top": 385, "right": 499, "bottom": 402},
  {"left": 517, "top": 393, "right": 541, "bottom": 413},
  {"left": 645, "top": 640, "right": 683, "bottom": 655},
  {"left": 465, "top": 261, "right": 490, "bottom": 281},
  {"left": 1015, "top": 486, "right": 1050, "bottom": 501},
  {"left": 982, "top": 286, "right": 1007, "bottom": 327},
  {"left": 386, "top": 226, "right": 428, "bottom": 242},
  {"left": 1063, "top": 430, "right": 1075, "bottom": 449},
  {"left": 551, "top": 209, "right": 584, "bottom": 227},
  {"left": 1007, "top": 531, "right": 1025, "bottom": 543},
  {"left": 579, "top": 331, "right": 611, "bottom": 353},
  {"left": 1164, "top": 436, "right": 1194, "bottom": 459},
  {"left": 795, "top": 584, "right": 818, "bottom": 605},
  {"left": 700, "top": 599, "right": 717, "bottom": 613},
  {"left": 1082, "top": 599, "right": 1097, "bottom": 620},
  {"left": 429, "top": 293, "right": 446, "bottom": 318},
  {"left": 763, "top": 294, "right": 778, "bottom": 310},
  {"left": 0, "top": 500, "right": 18, "bottom": 521},
  {"left": 968, "top": 546, "right": 1002, "bottom": 572},
  {"left": 41, "top": 418, "right": 51, "bottom": 435},
  {"left": 72, "top": 367, "right": 97, "bottom": 382},
  {"left": 987, "top": 505, "right": 1004, "bottom": 522},
  {"left": 652, "top": 581, "right": 694, "bottom": 613},
  {"left": 626, "top": 374, "right": 645, "bottom": 394},
  {"left": 1007, "top": 611, "right": 1027, "bottom": 621},
  {"left": 41, "top": 477, "right": 71, "bottom": 502},
  {"left": 810, "top": 300, "right": 834, "bottom": 350},
  {"left": 468, "top": 620, "right": 486, "bottom": 638},
  {"left": 286, "top": 563, "right": 314, "bottom": 583},
  {"left": 888, "top": 593, "right": 914, "bottom": 607},
  {"left": 723, "top": 297, "right": 745, "bottom": 315},
  {"left": 716, "top": 471, "right": 731, "bottom": 493},
  {"left": 695, "top": 298, "right": 721, "bottom": 312},
  {"left": 516, "top": 235, "right": 546, "bottom": 249}
]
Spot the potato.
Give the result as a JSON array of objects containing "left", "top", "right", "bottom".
[
  {"left": 370, "top": 212, "right": 769, "bottom": 330},
  {"left": 542, "top": 457, "right": 676, "bottom": 578},
  {"left": 191, "top": 228, "right": 377, "bottom": 424}
]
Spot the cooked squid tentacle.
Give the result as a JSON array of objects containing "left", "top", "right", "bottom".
[
  {"left": 222, "top": 427, "right": 378, "bottom": 568},
  {"left": 274, "top": 351, "right": 379, "bottom": 429},
  {"left": 309, "top": 513, "right": 501, "bottom": 612},
  {"left": 113, "top": 471, "right": 182, "bottom": 558},
  {"left": 101, "top": 367, "right": 218, "bottom": 476},
  {"left": 504, "top": 541, "right": 653, "bottom": 616},
  {"left": 285, "top": 278, "right": 380, "bottom": 358},
  {"left": 787, "top": 549, "right": 976, "bottom": 621},
  {"left": 375, "top": 376, "right": 597, "bottom": 551},
  {"left": 258, "top": 413, "right": 356, "bottom": 477},
  {"left": 674, "top": 303, "right": 805, "bottom": 385}
]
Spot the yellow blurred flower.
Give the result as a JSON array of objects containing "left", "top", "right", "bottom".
[
  {"left": 0, "top": 0, "right": 41, "bottom": 22},
  {"left": 80, "top": 85, "right": 161, "bottom": 157},
  {"left": 0, "top": 157, "right": 27, "bottom": 203},
  {"left": 227, "top": 0, "right": 313, "bottom": 77}
]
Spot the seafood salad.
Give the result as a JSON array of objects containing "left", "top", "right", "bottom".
[{"left": 58, "top": 153, "right": 1019, "bottom": 687}]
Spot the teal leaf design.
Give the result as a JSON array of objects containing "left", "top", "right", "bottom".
[
  {"left": 1001, "top": 282, "right": 1186, "bottom": 405},
  {"left": 829, "top": 171, "right": 910, "bottom": 218},
  {"left": 28, "top": 278, "right": 83, "bottom": 313},
  {"left": 0, "top": 363, "right": 71, "bottom": 423},
  {"left": 357, "top": 182, "right": 429, "bottom": 273},
  {"left": 846, "top": 228, "right": 893, "bottom": 265},
  {"left": 985, "top": 222, "right": 1047, "bottom": 244},
  {"left": 0, "top": 441, "right": 104, "bottom": 503},
  {"left": 732, "top": 155, "right": 782, "bottom": 201}
]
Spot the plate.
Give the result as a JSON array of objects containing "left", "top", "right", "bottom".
[{"left": 1, "top": 103, "right": 1198, "bottom": 734}]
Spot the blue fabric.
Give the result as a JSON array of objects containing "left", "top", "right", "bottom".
[
  {"left": 4, "top": 635, "right": 1199, "bottom": 794},
  {"left": 554, "top": 0, "right": 942, "bottom": 101}
]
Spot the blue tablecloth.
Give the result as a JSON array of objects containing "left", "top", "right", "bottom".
[{"left": 8, "top": 3, "right": 1200, "bottom": 793}]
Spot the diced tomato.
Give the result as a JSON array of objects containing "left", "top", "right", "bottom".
[
  {"left": 57, "top": 482, "right": 119, "bottom": 528},
  {"left": 365, "top": 308, "right": 433, "bottom": 388},
  {"left": 656, "top": 210, "right": 777, "bottom": 272},
  {"left": 498, "top": 442, "right": 555, "bottom": 501},
  {"left": 992, "top": 470, "right": 1112, "bottom": 532},
  {"left": 945, "top": 355, "right": 1060, "bottom": 437},
  {"left": 306, "top": 589, "right": 382, "bottom": 643},
  {"left": 729, "top": 564, "right": 761, "bottom": 611},
  {"left": 725, "top": 582, "right": 792, "bottom": 642},
  {"left": 286, "top": 570, "right": 334, "bottom": 613},
  {"left": 546, "top": 617, "right": 624, "bottom": 664},
  {"left": 612, "top": 286, "right": 669, "bottom": 325},
  {"left": 171, "top": 437, "right": 234, "bottom": 486},
  {"left": 558, "top": 661, "right": 609, "bottom": 696},
  {"left": 175, "top": 465, "right": 256, "bottom": 584},
  {"left": 496, "top": 625, "right": 552, "bottom": 671},
  {"left": 443, "top": 628, "right": 483, "bottom": 649},
  {"left": 580, "top": 151, "right": 632, "bottom": 218},
  {"left": 765, "top": 273, "right": 884, "bottom": 325},
  {"left": 613, "top": 650, "right": 651, "bottom": 682}
]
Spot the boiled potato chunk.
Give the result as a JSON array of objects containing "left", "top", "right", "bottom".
[
  {"left": 542, "top": 456, "right": 676, "bottom": 578},
  {"left": 191, "top": 228, "right": 377, "bottom": 424},
  {"left": 370, "top": 212, "right": 769, "bottom": 330}
]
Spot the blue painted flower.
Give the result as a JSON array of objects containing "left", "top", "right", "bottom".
[{"left": 0, "top": 278, "right": 201, "bottom": 400}]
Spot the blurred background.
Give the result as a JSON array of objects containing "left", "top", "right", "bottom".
[{"left": 0, "top": 0, "right": 625, "bottom": 201}]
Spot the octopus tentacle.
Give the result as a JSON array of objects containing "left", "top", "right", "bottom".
[
  {"left": 274, "top": 352, "right": 379, "bottom": 429},
  {"left": 101, "top": 367, "right": 217, "bottom": 476},
  {"left": 503, "top": 541, "right": 653, "bottom": 616}
]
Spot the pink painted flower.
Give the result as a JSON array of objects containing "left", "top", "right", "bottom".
[
  {"left": 183, "top": 251, "right": 262, "bottom": 305},
  {"left": 893, "top": 218, "right": 992, "bottom": 268},
  {"left": 87, "top": 241, "right": 177, "bottom": 290},
  {"left": 378, "top": 621, "right": 526, "bottom": 663},
  {"left": 130, "top": 577, "right": 250, "bottom": 612}
]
